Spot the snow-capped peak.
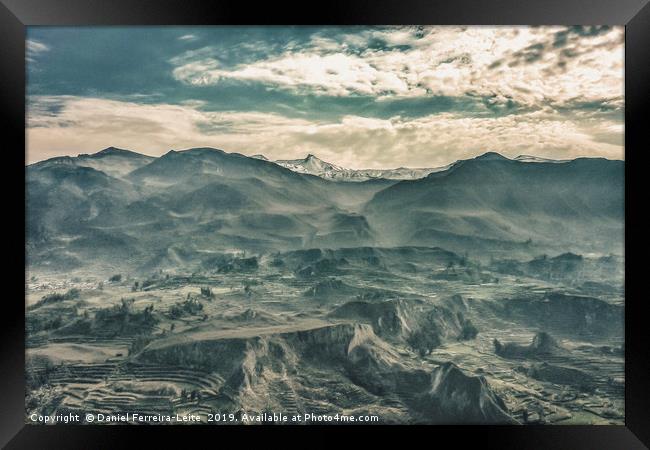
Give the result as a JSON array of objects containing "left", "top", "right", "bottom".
[
  {"left": 269, "top": 153, "right": 445, "bottom": 182},
  {"left": 514, "top": 155, "right": 568, "bottom": 163}
]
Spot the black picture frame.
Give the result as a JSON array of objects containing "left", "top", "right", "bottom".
[{"left": 2, "top": 1, "right": 648, "bottom": 448}]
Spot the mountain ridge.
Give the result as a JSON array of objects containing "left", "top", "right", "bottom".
[
  {"left": 27, "top": 146, "right": 624, "bottom": 272},
  {"left": 30, "top": 147, "right": 622, "bottom": 181}
]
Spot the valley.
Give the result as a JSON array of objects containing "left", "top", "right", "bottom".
[{"left": 25, "top": 148, "right": 624, "bottom": 425}]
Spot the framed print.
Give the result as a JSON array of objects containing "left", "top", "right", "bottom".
[{"left": 1, "top": 0, "right": 649, "bottom": 448}]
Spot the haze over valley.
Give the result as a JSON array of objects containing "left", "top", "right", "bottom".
[{"left": 26, "top": 147, "right": 624, "bottom": 424}]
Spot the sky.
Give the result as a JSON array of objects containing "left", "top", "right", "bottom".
[{"left": 26, "top": 26, "right": 624, "bottom": 168}]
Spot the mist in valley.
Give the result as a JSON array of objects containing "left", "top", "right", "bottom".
[{"left": 24, "top": 147, "right": 625, "bottom": 425}]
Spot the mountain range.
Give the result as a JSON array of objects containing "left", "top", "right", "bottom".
[
  {"left": 26, "top": 147, "right": 624, "bottom": 273},
  {"left": 252, "top": 153, "right": 569, "bottom": 181},
  {"left": 252, "top": 153, "right": 452, "bottom": 181}
]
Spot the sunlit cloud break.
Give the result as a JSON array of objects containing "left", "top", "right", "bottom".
[
  {"left": 171, "top": 26, "right": 624, "bottom": 108},
  {"left": 26, "top": 26, "right": 624, "bottom": 166},
  {"left": 28, "top": 96, "right": 623, "bottom": 167}
]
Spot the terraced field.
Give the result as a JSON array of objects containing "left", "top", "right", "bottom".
[{"left": 26, "top": 248, "right": 624, "bottom": 425}]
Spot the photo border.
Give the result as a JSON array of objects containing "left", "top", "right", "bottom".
[{"left": 2, "top": 0, "right": 648, "bottom": 447}]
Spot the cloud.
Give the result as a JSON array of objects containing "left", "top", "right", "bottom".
[
  {"left": 27, "top": 39, "right": 49, "bottom": 53},
  {"left": 26, "top": 39, "right": 50, "bottom": 62},
  {"left": 173, "top": 52, "right": 410, "bottom": 96},
  {"left": 27, "top": 96, "right": 623, "bottom": 167},
  {"left": 178, "top": 34, "right": 197, "bottom": 41},
  {"left": 170, "top": 26, "right": 623, "bottom": 110},
  {"left": 26, "top": 27, "right": 624, "bottom": 168}
]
